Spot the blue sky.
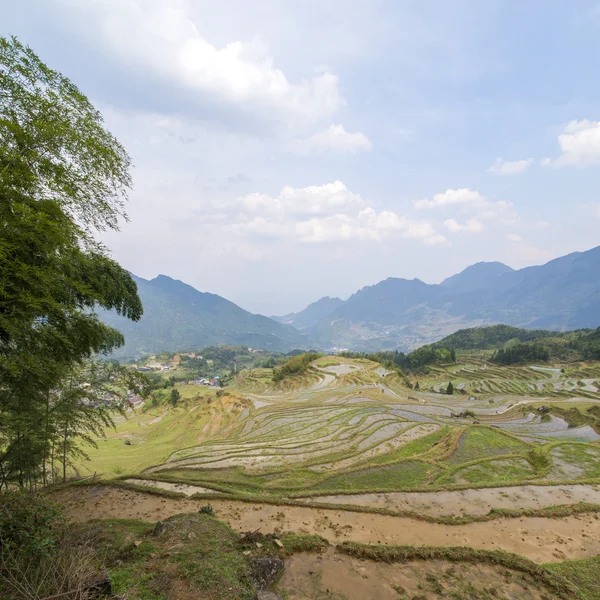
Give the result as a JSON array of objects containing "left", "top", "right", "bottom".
[{"left": 4, "top": 0, "right": 600, "bottom": 314}]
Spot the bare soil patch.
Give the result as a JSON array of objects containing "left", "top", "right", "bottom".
[
  {"left": 54, "top": 485, "right": 600, "bottom": 563},
  {"left": 278, "top": 548, "right": 552, "bottom": 600}
]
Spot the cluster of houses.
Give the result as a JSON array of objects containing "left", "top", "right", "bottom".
[
  {"left": 125, "top": 393, "right": 144, "bottom": 407},
  {"left": 188, "top": 376, "right": 221, "bottom": 387},
  {"left": 136, "top": 362, "right": 173, "bottom": 372}
]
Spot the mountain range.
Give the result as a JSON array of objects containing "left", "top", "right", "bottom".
[
  {"left": 100, "top": 245, "right": 600, "bottom": 357},
  {"left": 98, "top": 274, "right": 310, "bottom": 358}
]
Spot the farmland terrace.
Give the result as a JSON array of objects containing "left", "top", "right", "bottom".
[{"left": 63, "top": 355, "right": 600, "bottom": 599}]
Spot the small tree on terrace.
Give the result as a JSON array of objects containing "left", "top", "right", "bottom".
[{"left": 446, "top": 381, "right": 454, "bottom": 395}]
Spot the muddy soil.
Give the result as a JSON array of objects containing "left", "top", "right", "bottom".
[
  {"left": 278, "top": 548, "right": 551, "bottom": 600},
  {"left": 55, "top": 486, "right": 600, "bottom": 563},
  {"left": 303, "top": 484, "right": 600, "bottom": 516}
]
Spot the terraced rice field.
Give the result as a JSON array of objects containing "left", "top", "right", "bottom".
[
  {"left": 69, "top": 357, "right": 600, "bottom": 600},
  {"left": 93, "top": 356, "right": 600, "bottom": 499}
]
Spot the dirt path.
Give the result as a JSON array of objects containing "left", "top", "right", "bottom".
[{"left": 55, "top": 486, "right": 600, "bottom": 563}]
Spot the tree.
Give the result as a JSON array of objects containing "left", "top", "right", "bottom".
[
  {"left": 414, "top": 381, "right": 420, "bottom": 391},
  {"left": 446, "top": 381, "right": 454, "bottom": 395},
  {"left": 0, "top": 37, "right": 143, "bottom": 489},
  {"left": 170, "top": 389, "right": 181, "bottom": 407}
]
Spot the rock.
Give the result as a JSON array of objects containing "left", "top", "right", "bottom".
[
  {"left": 274, "top": 539, "right": 284, "bottom": 548},
  {"left": 87, "top": 571, "right": 112, "bottom": 598},
  {"left": 249, "top": 558, "right": 285, "bottom": 590},
  {"left": 257, "top": 592, "right": 284, "bottom": 600},
  {"left": 151, "top": 521, "right": 167, "bottom": 537},
  {"left": 124, "top": 440, "right": 131, "bottom": 445}
]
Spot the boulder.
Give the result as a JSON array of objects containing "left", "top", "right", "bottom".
[
  {"left": 151, "top": 520, "right": 167, "bottom": 537},
  {"left": 249, "top": 557, "right": 284, "bottom": 591}
]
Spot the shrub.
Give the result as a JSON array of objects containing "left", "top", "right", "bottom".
[
  {"left": 272, "top": 352, "right": 321, "bottom": 382},
  {"left": 0, "top": 492, "right": 64, "bottom": 558},
  {"left": 0, "top": 492, "right": 103, "bottom": 600}
]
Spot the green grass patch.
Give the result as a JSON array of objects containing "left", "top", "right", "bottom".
[
  {"left": 546, "top": 555, "right": 600, "bottom": 599},
  {"left": 312, "top": 460, "right": 438, "bottom": 492},
  {"left": 448, "top": 426, "right": 529, "bottom": 464},
  {"left": 443, "top": 456, "right": 537, "bottom": 486}
]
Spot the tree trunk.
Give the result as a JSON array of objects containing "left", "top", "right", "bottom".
[
  {"left": 62, "top": 418, "right": 68, "bottom": 483},
  {"left": 42, "top": 390, "right": 51, "bottom": 487}
]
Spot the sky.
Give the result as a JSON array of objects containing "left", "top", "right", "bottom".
[{"left": 3, "top": 0, "right": 600, "bottom": 315}]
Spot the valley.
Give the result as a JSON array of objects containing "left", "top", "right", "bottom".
[
  {"left": 100, "top": 245, "right": 600, "bottom": 357},
  {"left": 60, "top": 351, "right": 600, "bottom": 599}
]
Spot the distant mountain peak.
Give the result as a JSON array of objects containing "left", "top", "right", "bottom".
[
  {"left": 441, "top": 261, "right": 514, "bottom": 290},
  {"left": 272, "top": 295, "right": 345, "bottom": 330}
]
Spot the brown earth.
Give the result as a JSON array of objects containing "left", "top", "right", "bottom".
[
  {"left": 278, "top": 548, "right": 553, "bottom": 600},
  {"left": 303, "top": 483, "right": 600, "bottom": 516},
  {"left": 54, "top": 485, "right": 600, "bottom": 563}
]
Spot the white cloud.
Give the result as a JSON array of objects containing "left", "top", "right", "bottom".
[
  {"left": 291, "top": 124, "right": 372, "bottom": 154},
  {"left": 506, "top": 233, "right": 523, "bottom": 242},
  {"left": 59, "top": 0, "right": 343, "bottom": 125},
  {"left": 543, "top": 119, "right": 600, "bottom": 168},
  {"left": 444, "top": 218, "right": 484, "bottom": 233},
  {"left": 488, "top": 157, "right": 533, "bottom": 175},
  {"left": 414, "top": 188, "right": 486, "bottom": 210},
  {"left": 226, "top": 182, "right": 444, "bottom": 245},
  {"left": 414, "top": 188, "right": 517, "bottom": 226},
  {"left": 231, "top": 181, "right": 364, "bottom": 217}
]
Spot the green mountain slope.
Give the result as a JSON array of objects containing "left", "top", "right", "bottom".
[{"left": 99, "top": 275, "right": 311, "bottom": 358}]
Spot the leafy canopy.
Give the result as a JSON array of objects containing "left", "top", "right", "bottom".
[{"left": 0, "top": 37, "right": 143, "bottom": 487}]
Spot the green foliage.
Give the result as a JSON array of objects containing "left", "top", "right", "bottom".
[
  {"left": 0, "top": 36, "right": 142, "bottom": 488},
  {"left": 446, "top": 381, "right": 454, "bottom": 395},
  {"left": 272, "top": 352, "right": 321, "bottom": 382},
  {"left": 491, "top": 343, "right": 550, "bottom": 365},
  {"left": 199, "top": 504, "right": 214, "bottom": 516},
  {"left": 432, "top": 325, "right": 560, "bottom": 351},
  {"left": 0, "top": 492, "right": 64, "bottom": 558},
  {"left": 170, "top": 388, "right": 181, "bottom": 407},
  {"left": 432, "top": 324, "right": 600, "bottom": 363},
  {"left": 340, "top": 346, "right": 455, "bottom": 374}
]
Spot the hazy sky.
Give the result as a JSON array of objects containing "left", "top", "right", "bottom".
[{"left": 4, "top": 1, "right": 600, "bottom": 314}]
